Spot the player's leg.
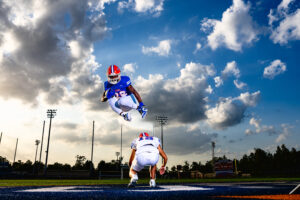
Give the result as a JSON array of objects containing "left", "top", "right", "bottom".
[
  {"left": 149, "top": 165, "right": 157, "bottom": 187},
  {"left": 117, "top": 95, "right": 138, "bottom": 111},
  {"left": 128, "top": 157, "right": 143, "bottom": 188},
  {"left": 108, "top": 97, "right": 131, "bottom": 121}
]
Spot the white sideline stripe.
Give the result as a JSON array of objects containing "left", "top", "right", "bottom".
[
  {"left": 17, "top": 186, "right": 102, "bottom": 193},
  {"left": 289, "top": 184, "right": 300, "bottom": 194},
  {"left": 236, "top": 186, "right": 274, "bottom": 189},
  {"left": 129, "top": 185, "right": 214, "bottom": 192}
]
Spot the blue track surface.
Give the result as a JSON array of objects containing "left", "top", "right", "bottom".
[{"left": 0, "top": 182, "right": 299, "bottom": 200}]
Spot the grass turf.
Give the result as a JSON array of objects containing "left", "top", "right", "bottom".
[{"left": 0, "top": 178, "right": 300, "bottom": 187}]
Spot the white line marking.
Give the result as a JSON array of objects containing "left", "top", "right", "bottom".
[
  {"left": 129, "top": 185, "right": 214, "bottom": 192},
  {"left": 17, "top": 186, "right": 102, "bottom": 193},
  {"left": 290, "top": 184, "right": 300, "bottom": 194}
]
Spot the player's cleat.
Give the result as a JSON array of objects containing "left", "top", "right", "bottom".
[
  {"left": 121, "top": 112, "right": 132, "bottom": 121},
  {"left": 128, "top": 175, "right": 138, "bottom": 188},
  {"left": 149, "top": 179, "right": 156, "bottom": 188},
  {"left": 137, "top": 106, "right": 148, "bottom": 118}
]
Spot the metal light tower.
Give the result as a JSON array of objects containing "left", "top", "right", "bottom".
[
  {"left": 34, "top": 140, "right": 40, "bottom": 163},
  {"left": 44, "top": 109, "right": 57, "bottom": 176},
  {"left": 212, "top": 141, "right": 215, "bottom": 171},
  {"left": 0, "top": 132, "right": 2, "bottom": 144},
  {"left": 156, "top": 116, "right": 168, "bottom": 150},
  {"left": 13, "top": 138, "right": 18, "bottom": 163},
  {"left": 39, "top": 120, "right": 45, "bottom": 163},
  {"left": 90, "top": 120, "right": 95, "bottom": 172},
  {"left": 120, "top": 125, "right": 123, "bottom": 165}
]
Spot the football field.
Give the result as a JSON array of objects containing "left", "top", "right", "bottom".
[{"left": 0, "top": 181, "right": 299, "bottom": 200}]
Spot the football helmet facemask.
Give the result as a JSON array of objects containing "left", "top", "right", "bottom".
[{"left": 107, "top": 65, "right": 121, "bottom": 84}]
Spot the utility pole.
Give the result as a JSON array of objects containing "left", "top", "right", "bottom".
[
  {"left": 155, "top": 116, "right": 168, "bottom": 150},
  {"left": 212, "top": 141, "right": 215, "bottom": 172},
  {"left": 0, "top": 132, "right": 2, "bottom": 144},
  {"left": 13, "top": 138, "right": 18, "bottom": 163},
  {"left": 44, "top": 109, "right": 57, "bottom": 176},
  {"left": 39, "top": 120, "right": 45, "bottom": 163},
  {"left": 90, "top": 120, "right": 95, "bottom": 172}
]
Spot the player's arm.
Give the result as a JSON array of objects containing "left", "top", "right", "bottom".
[
  {"left": 127, "top": 85, "right": 142, "bottom": 103},
  {"left": 158, "top": 145, "right": 168, "bottom": 175},
  {"left": 128, "top": 149, "right": 136, "bottom": 167},
  {"left": 158, "top": 145, "right": 168, "bottom": 167}
]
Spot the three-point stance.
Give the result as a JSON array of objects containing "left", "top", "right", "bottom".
[
  {"left": 101, "top": 65, "right": 148, "bottom": 121},
  {"left": 128, "top": 132, "right": 168, "bottom": 188}
]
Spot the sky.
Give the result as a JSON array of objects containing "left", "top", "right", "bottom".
[{"left": 0, "top": 0, "right": 299, "bottom": 168}]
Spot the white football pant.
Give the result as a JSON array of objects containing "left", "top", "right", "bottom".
[
  {"left": 108, "top": 95, "right": 138, "bottom": 115},
  {"left": 132, "top": 151, "right": 159, "bottom": 172}
]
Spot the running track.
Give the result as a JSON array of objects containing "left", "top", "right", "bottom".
[{"left": 0, "top": 182, "right": 299, "bottom": 200}]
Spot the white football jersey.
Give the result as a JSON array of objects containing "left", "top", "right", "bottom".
[{"left": 131, "top": 136, "right": 160, "bottom": 153}]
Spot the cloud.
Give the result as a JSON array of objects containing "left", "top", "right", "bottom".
[
  {"left": 205, "top": 91, "right": 260, "bottom": 129},
  {"left": 118, "top": 0, "right": 164, "bottom": 15},
  {"left": 222, "top": 61, "right": 240, "bottom": 78},
  {"left": 233, "top": 79, "right": 247, "bottom": 89},
  {"left": 246, "top": 117, "right": 277, "bottom": 135},
  {"left": 201, "top": 0, "right": 258, "bottom": 51},
  {"left": 276, "top": 124, "right": 293, "bottom": 143},
  {"left": 0, "top": 0, "right": 109, "bottom": 106},
  {"left": 193, "top": 42, "right": 202, "bottom": 54},
  {"left": 134, "top": 62, "right": 215, "bottom": 123},
  {"left": 263, "top": 59, "right": 287, "bottom": 79},
  {"left": 268, "top": 0, "right": 300, "bottom": 44},
  {"left": 123, "top": 63, "right": 137, "bottom": 74},
  {"left": 142, "top": 39, "right": 171, "bottom": 56},
  {"left": 214, "top": 76, "right": 223, "bottom": 88}
]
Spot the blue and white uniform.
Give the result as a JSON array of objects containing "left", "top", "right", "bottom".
[
  {"left": 104, "top": 76, "right": 138, "bottom": 114},
  {"left": 131, "top": 136, "right": 161, "bottom": 171}
]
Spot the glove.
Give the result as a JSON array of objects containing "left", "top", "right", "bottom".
[
  {"left": 106, "top": 88, "right": 115, "bottom": 99},
  {"left": 138, "top": 102, "right": 144, "bottom": 109}
]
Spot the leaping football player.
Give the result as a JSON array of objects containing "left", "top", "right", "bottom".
[
  {"left": 101, "top": 65, "right": 148, "bottom": 121},
  {"left": 128, "top": 132, "right": 168, "bottom": 188}
]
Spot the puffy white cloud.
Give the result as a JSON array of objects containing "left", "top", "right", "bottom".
[
  {"left": 205, "top": 91, "right": 260, "bottom": 129},
  {"left": 246, "top": 117, "right": 278, "bottom": 135},
  {"left": 118, "top": 0, "right": 164, "bottom": 15},
  {"left": 234, "top": 79, "right": 247, "bottom": 89},
  {"left": 222, "top": 61, "right": 240, "bottom": 78},
  {"left": 269, "top": 0, "right": 300, "bottom": 44},
  {"left": 142, "top": 39, "right": 171, "bottom": 56},
  {"left": 123, "top": 63, "right": 137, "bottom": 74},
  {"left": 263, "top": 59, "right": 286, "bottom": 79},
  {"left": 0, "top": 0, "right": 109, "bottom": 106},
  {"left": 214, "top": 76, "right": 223, "bottom": 87},
  {"left": 201, "top": 0, "right": 258, "bottom": 51},
  {"left": 135, "top": 62, "right": 215, "bottom": 123},
  {"left": 276, "top": 124, "right": 293, "bottom": 143}
]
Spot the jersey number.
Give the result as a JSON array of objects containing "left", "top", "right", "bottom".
[{"left": 115, "top": 91, "right": 127, "bottom": 98}]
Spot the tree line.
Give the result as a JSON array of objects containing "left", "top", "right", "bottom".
[{"left": 1, "top": 144, "right": 299, "bottom": 177}]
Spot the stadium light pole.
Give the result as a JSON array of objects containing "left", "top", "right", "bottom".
[
  {"left": 90, "top": 120, "right": 95, "bottom": 172},
  {"left": 0, "top": 132, "right": 2, "bottom": 144},
  {"left": 13, "top": 138, "right": 18, "bottom": 163},
  {"left": 39, "top": 120, "right": 45, "bottom": 163},
  {"left": 44, "top": 109, "right": 57, "bottom": 176},
  {"left": 155, "top": 116, "right": 168, "bottom": 150},
  {"left": 212, "top": 141, "right": 215, "bottom": 172},
  {"left": 34, "top": 140, "right": 40, "bottom": 164}
]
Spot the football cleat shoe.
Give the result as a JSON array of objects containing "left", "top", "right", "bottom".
[
  {"left": 128, "top": 175, "right": 138, "bottom": 188},
  {"left": 137, "top": 106, "right": 148, "bottom": 118},
  {"left": 121, "top": 112, "right": 132, "bottom": 121},
  {"left": 149, "top": 179, "right": 156, "bottom": 188}
]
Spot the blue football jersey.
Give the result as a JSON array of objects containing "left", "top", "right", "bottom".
[{"left": 104, "top": 76, "right": 132, "bottom": 99}]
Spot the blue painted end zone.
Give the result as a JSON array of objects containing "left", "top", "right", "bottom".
[{"left": 0, "top": 182, "right": 298, "bottom": 200}]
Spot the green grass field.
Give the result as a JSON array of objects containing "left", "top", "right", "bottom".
[{"left": 0, "top": 178, "right": 300, "bottom": 187}]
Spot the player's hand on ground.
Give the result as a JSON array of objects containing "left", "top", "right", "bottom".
[{"left": 159, "top": 166, "right": 165, "bottom": 175}]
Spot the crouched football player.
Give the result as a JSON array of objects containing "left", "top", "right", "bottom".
[{"left": 128, "top": 132, "right": 168, "bottom": 188}]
